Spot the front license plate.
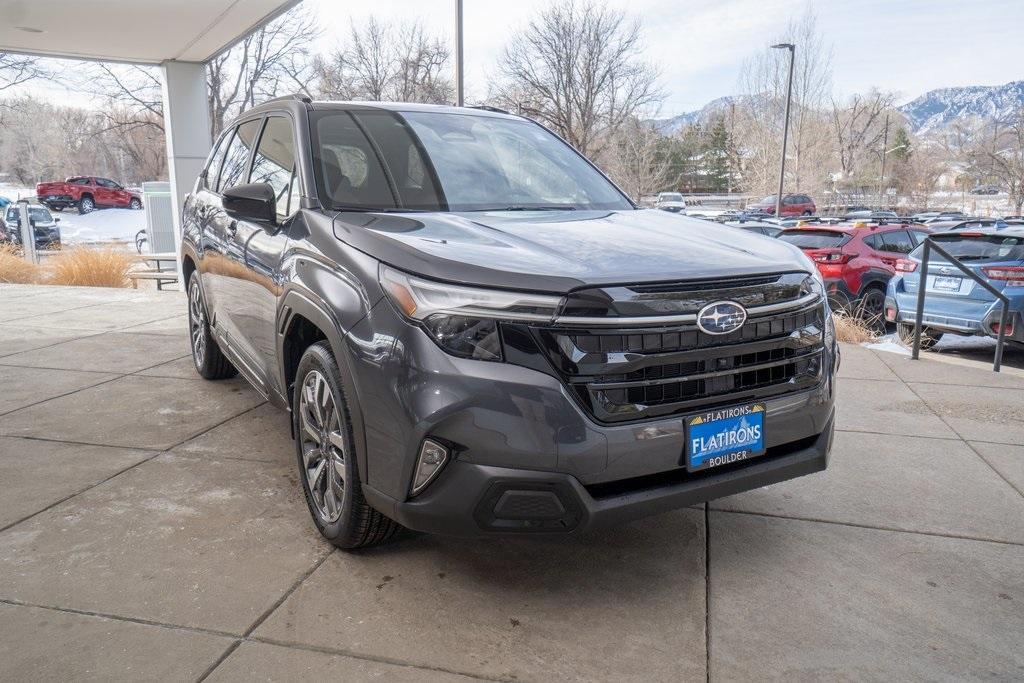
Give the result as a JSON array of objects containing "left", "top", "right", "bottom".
[
  {"left": 686, "top": 403, "right": 766, "bottom": 472},
  {"left": 933, "top": 276, "right": 962, "bottom": 292}
]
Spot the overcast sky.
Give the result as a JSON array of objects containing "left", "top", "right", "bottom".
[{"left": 306, "top": 0, "right": 1024, "bottom": 114}]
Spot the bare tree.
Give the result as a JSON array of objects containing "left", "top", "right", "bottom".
[
  {"left": 603, "top": 118, "right": 676, "bottom": 200},
  {"left": 735, "top": 7, "right": 832, "bottom": 195},
  {"left": 970, "top": 109, "right": 1024, "bottom": 213},
  {"left": 314, "top": 18, "right": 452, "bottom": 103},
  {"left": 495, "top": 0, "right": 661, "bottom": 158},
  {"left": 0, "top": 52, "right": 45, "bottom": 93},
  {"left": 830, "top": 90, "right": 899, "bottom": 183}
]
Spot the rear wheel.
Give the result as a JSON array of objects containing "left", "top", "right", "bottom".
[
  {"left": 854, "top": 286, "right": 886, "bottom": 333},
  {"left": 293, "top": 341, "right": 401, "bottom": 549},
  {"left": 187, "top": 272, "right": 236, "bottom": 379},
  {"left": 897, "top": 322, "right": 943, "bottom": 350},
  {"left": 129, "top": 198, "right": 142, "bottom": 210},
  {"left": 802, "top": 210, "right": 813, "bottom": 216},
  {"left": 77, "top": 196, "right": 95, "bottom": 214}
]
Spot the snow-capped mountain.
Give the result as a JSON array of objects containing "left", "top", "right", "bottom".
[
  {"left": 899, "top": 80, "right": 1024, "bottom": 133},
  {"left": 651, "top": 96, "right": 737, "bottom": 135}
]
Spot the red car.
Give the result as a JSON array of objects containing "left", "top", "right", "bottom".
[
  {"left": 749, "top": 193, "right": 816, "bottom": 217},
  {"left": 36, "top": 176, "right": 142, "bottom": 214},
  {"left": 777, "top": 221, "right": 931, "bottom": 320}
]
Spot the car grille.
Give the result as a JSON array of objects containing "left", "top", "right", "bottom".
[{"left": 534, "top": 294, "right": 825, "bottom": 424}]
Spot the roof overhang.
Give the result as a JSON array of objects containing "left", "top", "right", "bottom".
[{"left": 0, "top": 0, "right": 300, "bottom": 64}]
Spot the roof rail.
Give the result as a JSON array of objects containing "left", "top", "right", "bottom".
[
  {"left": 469, "top": 105, "right": 513, "bottom": 115},
  {"left": 260, "top": 93, "right": 313, "bottom": 106}
]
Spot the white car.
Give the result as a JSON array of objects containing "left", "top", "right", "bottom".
[{"left": 655, "top": 192, "right": 687, "bottom": 214}]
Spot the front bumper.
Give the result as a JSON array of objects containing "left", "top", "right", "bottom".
[
  {"left": 364, "top": 412, "right": 833, "bottom": 536},
  {"left": 348, "top": 301, "right": 838, "bottom": 537}
]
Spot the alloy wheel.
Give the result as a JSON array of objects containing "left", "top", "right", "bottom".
[
  {"left": 298, "top": 370, "right": 347, "bottom": 523},
  {"left": 188, "top": 281, "right": 207, "bottom": 366}
]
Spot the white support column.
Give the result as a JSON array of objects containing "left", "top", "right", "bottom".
[{"left": 160, "top": 60, "right": 211, "bottom": 286}]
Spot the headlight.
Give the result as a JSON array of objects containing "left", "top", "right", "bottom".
[
  {"left": 799, "top": 273, "right": 824, "bottom": 298},
  {"left": 380, "top": 266, "right": 563, "bottom": 361}
]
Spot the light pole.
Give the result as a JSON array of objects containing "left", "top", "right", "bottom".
[
  {"left": 771, "top": 43, "right": 795, "bottom": 219},
  {"left": 455, "top": 0, "right": 464, "bottom": 106}
]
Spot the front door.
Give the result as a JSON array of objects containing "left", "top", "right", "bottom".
[{"left": 219, "top": 115, "right": 299, "bottom": 397}]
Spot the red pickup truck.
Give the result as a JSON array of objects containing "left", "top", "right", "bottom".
[{"left": 36, "top": 176, "right": 143, "bottom": 214}]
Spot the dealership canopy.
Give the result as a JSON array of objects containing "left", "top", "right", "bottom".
[{"left": 0, "top": 0, "right": 301, "bottom": 267}]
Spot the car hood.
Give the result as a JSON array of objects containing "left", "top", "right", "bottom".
[{"left": 332, "top": 208, "right": 812, "bottom": 293}]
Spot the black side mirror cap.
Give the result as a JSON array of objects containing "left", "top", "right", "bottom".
[{"left": 222, "top": 183, "right": 277, "bottom": 230}]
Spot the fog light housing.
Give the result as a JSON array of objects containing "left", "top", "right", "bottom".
[{"left": 411, "top": 439, "right": 449, "bottom": 496}]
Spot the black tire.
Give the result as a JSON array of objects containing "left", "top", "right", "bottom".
[
  {"left": 293, "top": 341, "right": 401, "bottom": 549},
  {"left": 187, "top": 272, "right": 236, "bottom": 380},
  {"left": 897, "top": 322, "right": 943, "bottom": 350},
  {"left": 129, "top": 198, "right": 142, "bottom": 210},
  {"left": 853, "top": 286, "right": 886, "bottom": 333},
  {"left": 77, "top": 196, "right": 95, "bottom": 214},
  {"left": 802, "top": 210, "right": 813, "bottom": 216}
]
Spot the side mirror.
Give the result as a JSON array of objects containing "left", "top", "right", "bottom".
[
  {"left": 222, "top": 183, "right": 277, "bottom": 231},
  {"left": 54, "top": 217, "right": 60, "bottom": 223}
]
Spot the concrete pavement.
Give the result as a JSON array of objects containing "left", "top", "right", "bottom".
[{"left": 0, "top": 284, "right": 1021, "bottom": 681}]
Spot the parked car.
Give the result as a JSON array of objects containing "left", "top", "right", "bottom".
[
  {"left": 724, "top": 220, "right": 782, "bottom": 236},
  {"left": 1, "top": 203, "right": 61, "bottom": 249},
  {"left": 748, "top": 193, "right": 816, "bottom": 217},
  {"left": 921, "top": 211, "right": 969, "bottom": 224},
  {"left": 654, "top": 192, "right": 687, "bottom": 213},
  {"left": 181, "top": 97, "right": 837, "bottom": 549},
  {"left": 777, "top": 220, "right": 931, "bottom": 321},
  {"left": 969, "top": 184, "right": 1001, "bottom": 195},
  {"left": 886, "top": 226, "right": 1024, "bottom": 349},
  {"left": 926, "top": 218, "right": 1008, "bottom": 233},
  {"left": 36, "top": 176, "right": 143, "bottom": 214},
  {"left": 0, "top": 196, "right": 9, "bottom": 210}
]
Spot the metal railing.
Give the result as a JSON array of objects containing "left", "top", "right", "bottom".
[{"left": 912, "top": 237, "right": 1009, "bottom": 372}]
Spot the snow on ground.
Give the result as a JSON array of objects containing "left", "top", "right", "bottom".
[{"left": 55, "top": 208, "right": 146, "bottom": 244}]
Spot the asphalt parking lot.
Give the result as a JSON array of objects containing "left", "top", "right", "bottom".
[{"left": 0, "top": 283, "right": 1022, "bottom": 681}]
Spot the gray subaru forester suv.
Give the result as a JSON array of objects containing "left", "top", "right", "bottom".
[{"left": 181, "top": 95, "right": 837, "bottom": 548}]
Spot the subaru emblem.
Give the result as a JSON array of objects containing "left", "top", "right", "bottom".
[{"left": 697, "top": 301, "right": 747, "bottom": 335}]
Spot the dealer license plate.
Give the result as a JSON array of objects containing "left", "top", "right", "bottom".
[
  {"left": 685, "top": 403, "right": 766, "bottom": 472},
  {"left": 932, "top": 276, "right": 962, "bottom": 292}
]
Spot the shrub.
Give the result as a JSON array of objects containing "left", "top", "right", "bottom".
[
  {"left": 0, "top": 243, "right": 43, "bottom": 284},
  {"left": 832, "top": 311, "right": 876, "bottom": 344},
  {"left": 47, "top": 247, "right": 139, "bottom": 288}
]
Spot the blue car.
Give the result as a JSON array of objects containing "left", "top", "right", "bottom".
[{"left": 886, "top": 226, "right": 1024, "bottom": 349}]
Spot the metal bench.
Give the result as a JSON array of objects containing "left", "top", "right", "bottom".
[{"left": 129, "top": 252, "right": 179, "bottom": 290}]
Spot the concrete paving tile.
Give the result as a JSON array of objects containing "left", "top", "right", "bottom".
[
  {"left": 121, "top": 315, "right": 189, "bottom": 337},
  {"left": 836, "top": 344, "right": 898, "bottom": 381},
  {"left": 877, "top": 351, "right": 1024, "bottom": 389},
  {"left": 0, "top": 602, "right": 232, "bottom": 682},
  {"left": 712, "top": 431, "right": 1024, "bottom": 544},
  {"left": 0, "top": 324, "right": 103, "bottom": 357},
  {"left": 0, "top": 453, "right": 330, "bottom": 634},
  {"left": 836, "top": 378, "right": 956, "bottom": 438},
  {"left": 0, "top": 295, "right": 103, "bottom": 322},
  {"left": 909, "top": 382, "right": 1024, "bottom": 445},
  {"left": 136, "top": 355, "right": 201, "bottom": 379},
  {"left": 969, "top": 441, "right": 1024, "bottom": 495},
  {"left": 0, "top": 437, "right": 152, "bottom": 529},
  {"left": 208, "top": 641, "right": 474, "bottom": 682},
  {"left": 255, "top": 508, "right": 707, "bottom": 682},
  {"left": 0, "top": 375, "right": 263, "bottom": 450},
  {"left": 175, "top": 403, "right": 294, "bottom": 464},
  {"left": 13, "top": 301, "right": 185, "bottom": 331},
  {"left": 708, "top": 512, "right": 1024, "bottom": 681},
  {"left": 0, "top": 331, "right": 189, "bottom": 374},
  {"left": 0, "top": 365, "right": 119, "bottom": 415}
]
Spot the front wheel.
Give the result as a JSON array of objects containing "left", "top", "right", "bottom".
[
  {"left": 129, "top": 198, "right": 142, "bottom": 210},
  {"left": 187, "top": 272, "right": 236, "bottom": 379},
  {"left": 293, "top": 341, "right": 401, "bottom": 549}
]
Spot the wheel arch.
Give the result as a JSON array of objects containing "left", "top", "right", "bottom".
[{"left": 277, "top": 289, "right": 369, "bottom": 479}]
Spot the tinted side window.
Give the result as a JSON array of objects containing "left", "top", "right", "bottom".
[
  {"left": 96, "top": 178, "right": 117, "bottom": 188},
  {"left": 249, "top": 116, "right": 297, "bottom": 218},
  {"left": 70, "top": 177, "right": 90, "bottom": 185},
  {"left": 880, "top": 230, "right": 914, "bottom": 254},
  {"left": 203, "top": 130, "right": 232, "bottom": 192},
  {"left": 217, "top": 119, "right": 261, "bottom": 192},
  {"left": 862, "top": 234, "right": 882, "bottom": 250},
  {"left": 909, "top": 230, "right": 929, "bottom": 245}
]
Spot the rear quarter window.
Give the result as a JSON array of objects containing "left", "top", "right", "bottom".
[{"left": 778, "top": 230, "right": 849, "bottom": 249}]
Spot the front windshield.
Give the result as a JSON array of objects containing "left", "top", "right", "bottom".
[
  {"left": 759, "top": 195, "right": 777, "bottom": 204},
  {"left": 659, "top": 193, "right": 683, "bottom": 202},
  {"left": 310, "top": 109, "right": 633, "bottom": 212}
]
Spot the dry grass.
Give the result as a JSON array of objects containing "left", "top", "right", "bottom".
[
  {"left": 832, "top": 312, "right": 878, "bottom": 344},
  {"left": 0, "top": 243, "right": 44, "bottom": 284},
  {"left": 47, "top": 247, "right": 140, "bottom": 288}
]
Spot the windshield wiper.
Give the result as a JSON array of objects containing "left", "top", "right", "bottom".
[
  {"left": 331, "top": 205, "right": 430, "bottom": 213},
  {"left": 492, "top": 205, "right": 578, "bottom": 212}
]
